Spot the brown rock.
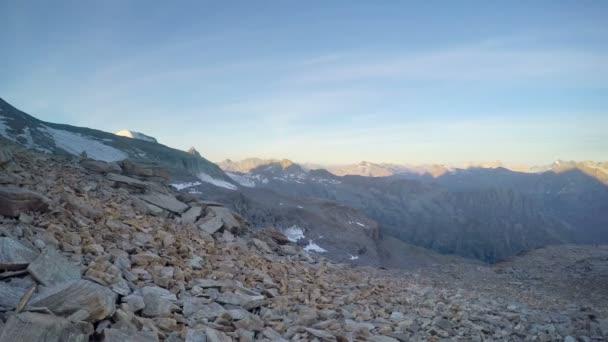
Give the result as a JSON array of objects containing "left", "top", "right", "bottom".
[{"left": 0, "top": 186, "right": 50, "bottom": 217}]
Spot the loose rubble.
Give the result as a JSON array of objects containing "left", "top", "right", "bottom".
[{"left": 0, "top": 143, "right": 606, "bottom": 341}]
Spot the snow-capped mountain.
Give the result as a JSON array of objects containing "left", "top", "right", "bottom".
[{"left": 115, "top": 129, "right": 158, "bottom": 143}]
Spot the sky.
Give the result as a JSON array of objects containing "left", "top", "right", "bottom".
[{"left": 1, "top": 1, "right": 607, "bottom": 165}]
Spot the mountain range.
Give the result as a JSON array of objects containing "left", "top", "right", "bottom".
[{"left": 2, "top": 96, "right": 607, "bottom": 266}]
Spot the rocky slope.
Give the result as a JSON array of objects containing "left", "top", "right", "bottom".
[{"left": 1, "top": 142, "right": 607, "bottom": 341}]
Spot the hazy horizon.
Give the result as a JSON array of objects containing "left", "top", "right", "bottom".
[{"left": 1, "top": 1, "right": 607, "bottom": 164}]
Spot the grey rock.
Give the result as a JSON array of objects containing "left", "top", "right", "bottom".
[
  {"left": 0, "top": 281, "right": 27, "bottom": 310},
  {"left": 0, "top": 237, "right": 39, "bottom": 271},
  {"left": 304, "top": 327, "right": 335, "bottom": 339},
  {"left": 27, "top": 247, "right": 81, "bottom": 286},
  {"left": 197, "top": 215, "right": 224, "bottom": 235},
  {"left": 0, "top": 312, "right": 93, "bottom": 342},
  {"left": 103, "top": 328, "right": 159, "bottom": 342},
  {"left": 181, "top": 206, "right": 204, "bottom": 225},
  {"left": 80, "top": 159, "right": 122, "bottom": 174},
  {"left": 369, "top": 336, "right": 400, "bottom": 342},
  {"left": 141, "top": 285, "right": 178, "bottom": 302},
  {"left": 216, "top": 292, "right": 265, "bottom": 310},
  {"left": 186, "top": 328, "right": 207, "bottom": 342},
  {"left": 107, "top": 173, "right": 148, "bottom": 189},
  {"left": 142, "top": 292, "right": 175, "bottom": 317},
  {"left": 208, "top": 206, "right": 240, "bottom": 230},
  {"left": 139, "top": 192, "right": 189, "bottom": 214},
  {"left": 122, "top": 293, "right": 145, "bottom": 312},
  {"left": 0, "top": 186, "right": 51, "bottom": 217},
  {"left": 205, "top": 327, "right": 232, "bottom": 342},
  {"left": 29, "top": 279, "right": 117, "bottom": 321},
  {"left": 183, "top": 298, "right": 225, "bottom": 319}
]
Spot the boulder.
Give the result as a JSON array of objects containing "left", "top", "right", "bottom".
[
  {"left": 197, "top": 215, "right": 224, "bottom": 235},
  {"left": 183, "top": 299, "right": 226, "bottom": 320},
  {"left": 120, "top": 160, "right": 170, "bottom": 180},
  {"left": 79, "top": 159, "right": 122, "bottom": 174},
  {"left": 139, "top": 192, "right": 189, "bottom": 214},
  {"left": 0, "top": 186, "right": 50, "bottom": 217},
  {"left": 0, "top": 281, "right": 27, "bottom": 310},
  {"left": 181, "top": 206, "right": 204, "bottom": 225},
  {"left": 205, "top": 327, "right": 232, "bottom": 342},
  {"left": 208, "top": 206, "right": 240, "bottom": 230},
  {"left": 0, "top": 312, "right": 93, "bottom": 342},
  {"left": 0, "top": 237, "right": 39, "bottom": 271},
  {"left": 107, "top": 173, "right": 149, "bottom": 189},
  {"left": 27, "top": 247, "right": 81, "bottom": 286},
  {"left": 29, "top": 279, "right": 117, "bottom": 321}
]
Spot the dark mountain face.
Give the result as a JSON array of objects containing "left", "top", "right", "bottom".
[{"left": 221, "top": 160, "right": 608, "bottom": 263}]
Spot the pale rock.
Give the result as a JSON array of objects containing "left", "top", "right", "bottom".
[
  {"left": 139, "top": 192, "right": 189, "bottom": 214},
  {"left": 0, "top": 186, "right": 50, "bottom": 217},
  {"left": 27, "top": 247, "right": 81, "bottom": 286},
  {"left": 186, "top": 328, "right": 207, "bottom": 342},
  {"left": 0, "top": 312, "right": 93, "bottom": 342},
  {"left": 181, "top": 206, "right": 204, "bottom": 225},
  {"left": 102, "top": 328, "right": 159, "bottom": 342},
  {"left": 0, "top": 237, "right": 39, "bottom": 271},
  {"left": 29, "top": 279, "right": 117, "bottom": 321}
]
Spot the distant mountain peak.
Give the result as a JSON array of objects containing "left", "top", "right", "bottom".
[
  {"left": 187, "top": 146, "right": 201, "bottom": 157},
  {"left": 115, "top": 130, "right": 158, "bottom": 143}
]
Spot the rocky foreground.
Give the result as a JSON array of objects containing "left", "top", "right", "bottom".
[{"left": 0, "top": 145, "right": 606, "bottom": 342}]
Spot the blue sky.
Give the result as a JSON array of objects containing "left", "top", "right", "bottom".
[{"left": 1, "top": 1, "right": 607, "bottom": 165}]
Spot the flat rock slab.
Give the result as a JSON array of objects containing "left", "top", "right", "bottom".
[
  {"left": 0, "top": 281, "right": 27, "bottom": 310},
  {"left": 106, "top": 173, "right": 148, "bottom": 189},
  {"left": 198, "top": 215, "right": 224, "bottom": 235},
  {"left": 29, "top": 279, "right": 117, "bottom": 322},
  {"left": 80, "top": 159, "right": 122, "bottom": 174},
  {"left": 0, "top": 237, "right": 39, "bottom": 271},
  {"left": 103, "top": 328, "right": 159, "bottom": 342},
  {"left": 0, "top": 186, "right": 50, "bottom": 217},
  {"left": 139, "top": 192, "right": 189, "bottom": 214},
  {"left": 27, "top": 247, "right": 81, "bottom": 286},
  {"left": 181, "top": 206, "right": 204, "bottom": 225},
  {"left": 208, "top": 206, "right": 240, "bottom": 229},
  {"left": 0, "top": 312, "right": 93, "bottom": 342}
]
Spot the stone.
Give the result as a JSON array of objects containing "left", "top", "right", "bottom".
[
  {"left": 122, "top": 293, "right": 146, "bottom": 312},
  {"left": 29, "top": 279, "right": 117, "bottom": 321},
  {"left": 120, "top": 159, "right": 170, "bottom": 180},
  {"left": 205, "top": 327, "right": 232, "bottom": 342},
  {"left": 103, "top": 328, "right": 159, "bottom": 342},
  {"left": 305, "top": 327, "right": 335, "bottom": 339},
  {"left": 107, "top": 173, "right": 149, "bottom": 189},
  {"left": 0, "top": 281, "right": 27, "bottom": 310},
  {"left": 63, "top": 194, "right": 103, "bottom": 220},
  {"left": 233, "top": 314, "right": 264, "bottom": 332},
  {"left": 0, "top": 312, "right": 93, "bottom": 342},
  {"left": 141, "top": 285, "right": 178, "bottom": 302},
  {"left": 80, "top": 158, "right": 122, "bottom": 174},
  {"left": 216, "top": 292, "right": 266, "bottom": 310},
  {"left": 0, "top": 237, "right": 39, "bottom": 271},
  {"left": 152, "top": 265, "right": 175, "bottom": 288},
  {"left": 197, "top": 215, "right": 224, "bottom": 235},
  {"left": 186, "top": 328, "right": 207, "bottom": 342},
  {"left": 208, "top": 206, "right": 240, "bottom": 230},
  {"left": 131, "top": 251, "right": 161, "bottom": 266},
  {"left": 181, "top": 206, "right": 204, "bottom": 225},
  {"left": 142, "top": 292, "right": 175, "bottom": 317},
  {"left": 369, "top": 336, "right": 400, "bottom": 342},
  {"left": 0, "top": 186, "right": 51, "bottom": 217},
  {"left": 139, "top": 192, "right": 189, "bottom": 214},
  {"left": 27, "top": 247, "right": 81, "bottom": 286},
  {"left": 184, "top": 300, "right": 226, "bottom": 320}
]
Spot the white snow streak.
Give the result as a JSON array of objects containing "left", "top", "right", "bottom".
[
  {"left": 226, "top": 172, "right": 256, "bottom": 187},
  {"left": 197, "top": 172, "right": 237, "bottom": 190},
  {"left": 304, "top": 240, "right": 327, "bottom": 253},
  {"left": 284, "top": 226, "right": 305, "bottom": 242},
  {"left": 43, "top": 126, "right": 127, "bottom": 162},
  {"left": 170, "top": 181, "right": 202, "bottom": 190}
]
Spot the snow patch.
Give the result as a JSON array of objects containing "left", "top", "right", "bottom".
[
  {"left": 304, "top": 240, "right": 327, "bottom": 253},
  {"left": 170, "top": 181, "right": 202, "bottom": 190},
  {"left": 0, "top": 115, "right": 15, "bottom": 141},
  {"left": 197, "top": 172, "right": 237, "bottom": 190},
  {"left": 284, "top": 226, "right": 305, "bottom": 242},
  {"left": 297, "top": 205, "right": 304, "bottom": 209},
  {"left": 349, "top": 254, "right": 359, "bottom": 260},
  {"left": 43, "top": 126, "right": 127, "bottom": 162},
  {"left": 226, "top": 172, "right": 256, "bottom": 187},
  {"left": 115, "top": 130, "right": 157, "bottom": 143}
]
